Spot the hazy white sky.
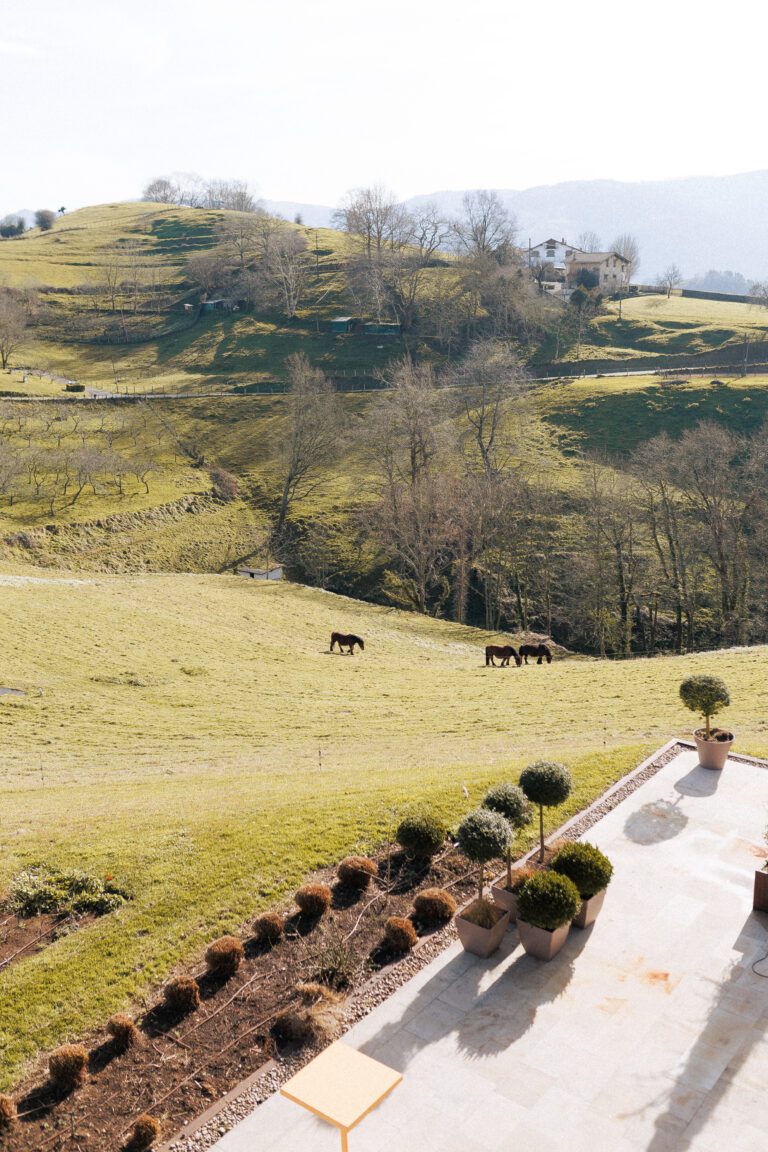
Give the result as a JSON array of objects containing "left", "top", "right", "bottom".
[{"left": 2, "top": 0, "right": 766, "bottom": 213}]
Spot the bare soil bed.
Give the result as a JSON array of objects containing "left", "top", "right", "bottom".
[
  {"left": 3, "top": 848, "right": 476, "bottom": 1151},
  {"left": 0, "top": 909, "right": 93, "bottom": 974}
]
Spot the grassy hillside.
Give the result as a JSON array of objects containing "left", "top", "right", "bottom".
[
  {"left": 0, "top": 203, "right": 418, "bottom": 393},
  {"left": 1, "top": 572, "right": 768, "bottom": 1086},
  {"left": 4, "top": 204, "right": 767, "bottom": 397},
  {"left": 576, "top": 293, "right": 768, "bottom": 362},
  {"left": 537, "top": 371, "right": 768, "bottom": 455}
]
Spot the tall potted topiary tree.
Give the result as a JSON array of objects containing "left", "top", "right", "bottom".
[
  {"left": 551, "top": 841, "right": 613, "bottom": 927},
  {"left": 516, "top": 871, "right": 580, "bottom": 960},
  {"left": 454, "top": 808, "right": 512, "bottom": 958},
  {"left": 519, "top": 761, "right": 573, "bottom": 862},
  {"left": 679, "top": 675, "right": 733, "bottom": 769},
  {"left": 482, "top": 782, "right": 534, "bottom": 918}
]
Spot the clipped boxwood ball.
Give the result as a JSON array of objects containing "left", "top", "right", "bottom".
[
  {"left": 483, "top": 782, "right": 533, "bottom": 829},
  {"left": 551, "top": 842, "right": 613, "bottom": 899},
  {"left": 457, "top": 808, "right": 511, "bottom": 865},
  {"left": 517, "top": 871, "right": 580, "bottom": 931},
  {"left": 519, "top": 761, "right": 572, "bottom": 808},
  {"left": 679, "top": 675, "right": 730, "bottom": 719}
]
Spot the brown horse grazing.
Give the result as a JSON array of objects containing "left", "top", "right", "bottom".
[
  {"left": 330, "top": 632, "right": 365, "bottom": 655},
  {"left": 485, "top": 645, "right": 522, "bottom": 667},
  {"left": 519, "top": 643, "right": 552, "bottom": 665}
]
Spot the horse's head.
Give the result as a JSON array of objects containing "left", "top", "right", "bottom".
[
  {"left": 513, "top": 650, "right": 522, "bottom": 667},
  {"left": 358, "top": 637, "right": 365, "bottom": 651},
  {"left": 543, "top": 646, "right": 552, "bottom": 664}
]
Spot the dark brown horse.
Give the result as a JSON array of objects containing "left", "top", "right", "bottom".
[
  {"left": 485, "top": 644, "right": 522, "bottom": 667},
  {"left": 519, "top": 643, "right": 552, "bottom": 665},
  {"left": 330, "top": 632, "right": 365, "bottom": 655}
]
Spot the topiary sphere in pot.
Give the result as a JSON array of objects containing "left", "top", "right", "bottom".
[
  {"left": 679, "top": 675, "right": 730, "bottom": 740},
  {"left": 483, "top": 782, "right": 533, "bottom": 888},
  {"left": 457, "top": 808, "right": 511, "bottom": 903},
  {"left": 551, "top": 842, "right": 613, "bottom": 899},
  {"left": 519, "top": 761, "right": 573, "bottom": 862},
  {"left": 517, "top": 871, "right": 580, "bottom": 931}
]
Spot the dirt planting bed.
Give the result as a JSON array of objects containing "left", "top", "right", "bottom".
[
  {"left": 0, "top": 909, "right": 93, "bottom": 974},
  {"left": 2, "top": 849, "right": 476, "bottom": 1152}
]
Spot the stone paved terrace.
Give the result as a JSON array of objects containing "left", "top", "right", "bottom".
[{"left": 211, "top": 746, "right": 768, "bottom": 1152}]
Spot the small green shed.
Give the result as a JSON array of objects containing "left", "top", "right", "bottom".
[
  {"left": 363, "top": 321, "right": 401, "bottom": 336},
  {"left": 331, "top": 316, "right": 357, "bottom": 333}
]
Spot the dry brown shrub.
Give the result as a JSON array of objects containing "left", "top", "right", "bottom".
[
  {"left": 107, "top": 1013, "right": 139, "bottom": 1052},
  {"left": 460, "top": 898, "right": 502, "bottom": 929},
  {"left": 126, "top": 1113, "right": 161, "bottom": 1151},
  {"left": 163, "top": 975, "right": 200, "bottom": 1014},
  {"left": 0, "top": 1094, "right": 17, "bottom": 1129},
  {"left": 412, "top": 887, "right": 457, "bottom": 927},
  {"left": 384, "top": 916, "right": 418, "bottom": 952},
  {"left": 337, "top": 856, "right": 377, "bottom": 889},
  {"left": 253, "top": 911, "right": 284, "bottom": 946},
  {"left": 205, "top": 935, "right": 244, "bottom": 978},
  {"left": 49, "top": 1044, "right": 89, "bottom": 1092},
  {"left": 296, "top": 981, "right": 342, "bottom": 1005},
  {"left": 271, "top": 985, "right": 345, "bottom": 1047},
  {"left": 295, "top": 883, "right": 332, "bottom": 917}
]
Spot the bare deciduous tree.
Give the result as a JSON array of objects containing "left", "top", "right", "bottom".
[
  {"left": 0, "top": 290, "right": 28, "bottom": 369},
  {"left": 610, "top": 233, "right": 641, "bottom": 281},
  {"left": 34, "top": 209, "right": 56, "bottom": 232},
  {"left": 452, "top": 191, "right": 517, "bottom": 263},
  {"left": 275, "top": 354, "right": 343, "bottom": 533},
  {"left": 577, "top": 231, "right": 601, "bottom": 252},
  {"left": 333, "top": 185, "right": 407, "bottom": 263},
  {"left": 657, "top": 263, "right": 683, "bottom": 297},
  {"left": 447, "top": 339, "right": 529, "bottom": 476}
]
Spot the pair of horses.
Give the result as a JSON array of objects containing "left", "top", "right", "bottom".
[
  {"left": 330, "top": 632, "right": 365, "bottom": 655},
  {"left": 485, "top": 642, "right": 552, "bottom": 667}
]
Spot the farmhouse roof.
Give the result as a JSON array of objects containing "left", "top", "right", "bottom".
[
  {"left": 532, "top": 238, "right": 580, "bottom": 249},
  {"left": 567, "top": 250, "right": 629, "bottom": 265}
]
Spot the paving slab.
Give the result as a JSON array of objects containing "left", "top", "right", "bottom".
[{"left": 210, "top": 747, "right": 768, "bottom": 1152}]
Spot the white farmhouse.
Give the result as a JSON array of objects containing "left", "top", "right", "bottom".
[{"left": 525, "top": 237, "right": 581, "bottom": 271}]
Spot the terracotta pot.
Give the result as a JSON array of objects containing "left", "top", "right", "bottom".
[
  {"left": 491, "top": 882, "right": 521, "bottom": 921},
  {"left": 753, "top": 868, "right": 768, "bottom": 913},
  {"left": 517, "top": 918, "right": 571, "bottom": 960},
  {"left": 573, "top": 886, "right": 607, "bottom": 928},
  {"left": 693, "top": 729, "right": 734, "bottom": 770},
  {"left": 455, "top": 908, "right": 510, "bottom": 958}
]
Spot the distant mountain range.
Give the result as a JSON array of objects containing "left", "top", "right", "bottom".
[{"left": 264, "top": 170, "right": 768, "bottom": 282}]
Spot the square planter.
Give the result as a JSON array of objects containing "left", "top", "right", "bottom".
[
  {"left": 455, "top": 907, "right": 510, "bottom": 958},
  {"left": 491, "top": 882, "right": 521, "bottom": 922},
  {"left": 753, "top": 868, "right": 768, "bottom": 913},
  {"left": 517, "top": 918, "right": 571, "bottom": 961},
  {"left": 573, "top": 886, "right": 607, "bottom": 929}
]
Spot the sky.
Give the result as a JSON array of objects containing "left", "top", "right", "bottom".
[{"left": 2, "top": 0, "right": 767, "bottom": 215}]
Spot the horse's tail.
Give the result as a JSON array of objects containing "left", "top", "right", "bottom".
[
  {"left": 330, "top": 632, "right": 337, "bottom": 652},
  {"left": 485, "top": 646, "right": 493, "bottom": 666}
]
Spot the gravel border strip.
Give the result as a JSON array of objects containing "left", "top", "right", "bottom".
[{"left": 163, "top": 738, "right": 766, "bottom": 1151}]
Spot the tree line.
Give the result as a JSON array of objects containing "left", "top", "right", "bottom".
[
  {"left": 173, "top": 182, "right": 627, "bottom": 357},
  {"left": 270, "top": 346, "right": 768, "bottom": 657}
]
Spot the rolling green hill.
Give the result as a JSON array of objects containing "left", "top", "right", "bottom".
[
  {"left": 3, "top": 202, "right": 767, "bottom": 400},
  {"left": 1, "top": 572, "right": 767, "bottom": 1087}
]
